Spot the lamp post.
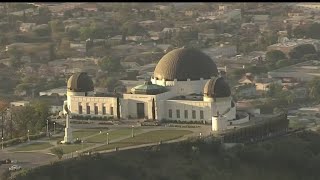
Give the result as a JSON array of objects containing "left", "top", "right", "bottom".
[
  {"left": 81, "top": 140, "right": 84, "bottom": 151},
  {"left": 27, "top": 129, "right": 30, "bottom": 142},
  {"left": 131, "top": 125, "right": 134, "bottom": 138},
  {"left": 106, "top": 132, "right": 109, "bottom": 145},
  {"left": 46, "top": 119, "right": 49, "bottom": 137},
  {"left": 1, "top": 137, "right": 3, "bottom": 150},
  {"left": 53, "top": 122, "right": 56, "bottom": 135}
]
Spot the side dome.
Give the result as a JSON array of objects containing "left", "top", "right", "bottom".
[
  {"left": 131, "top": 81, "right": 167, "bottom": 95},
  {"left": 153, "top": 48, "right": 218, "bottom": 81},
  {"left": 204, "top": 77, "right": 231, "bottom": 98},
  {"left": 67, "top": 72, "right": 94, "bottom": 92}
]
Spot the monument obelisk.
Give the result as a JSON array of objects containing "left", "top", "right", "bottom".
[{"left": 62, "top": 104, "right": 73, "bottom": 143}]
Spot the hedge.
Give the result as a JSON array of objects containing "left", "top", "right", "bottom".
[
  {"left": 161, "top": 119, "right": 209, "bottom": 125},
  {"left": 71, "top": 115, "right": 114, "bottom": 121}
]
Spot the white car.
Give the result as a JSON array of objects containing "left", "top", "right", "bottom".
[{"left": 9, "top": 165, "right": 22, "bottom": 171}]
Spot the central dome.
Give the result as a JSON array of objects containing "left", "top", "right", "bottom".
[{"left": 153, "top": 48, "right": 218, "bottom": 81}]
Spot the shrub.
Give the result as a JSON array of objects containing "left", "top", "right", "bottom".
[
  {"left": 98, "top": 122, "right": 113, "bottom": 125},
  {"left": 29, "top": 132, "right": 46, "bottom": 140},
  {"left": 56, "top": 140, "right": 62, "bottom": 144},
  {"left": 50, "top": 147, "right": 64, "bottom": 159},
  {"left": 74, "top": 138, "right": 82, "bottom": 144}
]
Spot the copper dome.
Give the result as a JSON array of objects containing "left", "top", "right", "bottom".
[
  {"left": 153, "top": 48, "right": 218, "bottom": 81},
  {"left": 67, "top": 72, "right": 94, "bottom": 92},
  {"left": 204, "top": 77, "right": 231, "bottom": 98}
]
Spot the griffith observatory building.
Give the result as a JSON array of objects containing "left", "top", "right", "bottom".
[{"left": 64, "top": 48, "right": 250, "bottom": 132}]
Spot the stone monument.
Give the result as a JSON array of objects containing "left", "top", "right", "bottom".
[{"left": 62, "top": 104, "right": 73, "bottom": 143}]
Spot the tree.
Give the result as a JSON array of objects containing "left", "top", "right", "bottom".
[
  {"left": 120, "top": 22, "right": 147, "bottom": 36},
  {"left": 63, "top": 10, "right": 73, "bottom": 19},
  {"left": 37, "top": 6, "right": 52, "bottom": 24},
  {"left": 0, "top": 100, "right": 9, "bottom": 113},
  {"left": 11, "top": 106, "right": 37, "bottom": 137},
  {"left": 286, "top": 23, "right": 293, "bottom": 39},
  {"left": 66, "top": 29, "right": 80, "bottom": 40},
  {"left": 293, "top": 25, "right": 308, "bottom": 39},
  {"left": 79, "top": 26, "right": 92, "bottom": 40},
  {"left": 171, "top": 30, "right": 198, "bottom": 47},
  {"left": 15, "top": 83, "right": 33, "bottom": 94},
  {"left": 49, "top": 20, "right": 64, "bottom": 34},
  {"left": 99, "top": 56, "right": 122, "bottom": 72},
  {"left": 308, "top": 77, "right": 320, "bottom": 102},
  {"left": 266, "top": 50, "right": 287, "bottom": 64},
  {"left": 8, "top": 46, "right": 23, "bottom": 69},
  {"left": 267, "top": 83, "right": 283, "bottom": 98},
  {"left": 33, "top": 25, "right": 51, "bottom": 37},
  {"left": 231, "top": 68, "right": 246, "bottom": 77},
  {"left": 51, "top": 147, "right": 64, "bottom": 160},
  {"left": 302, "top": 53, "right": 318, "bottom": 62},
  {"left": 307, "top": 23, "right": 320, "bottom": 39},
  {"left": 31, "top": 100, "right": 49, "bottom": 130},
  {"left": 96, "top": 75, "right": 123, "bottom": 92},
  {"left": 246, "top": 65, "right": 268, "bottom": 75},
  {"left": 285, "top": 91, "right": 295, "bottom": 105},
  {"left": 289, "top": 44, "right": 316, "bottom": 60},
  {"left": 276, "top": 59, "right": 291, "bottom": 68}
]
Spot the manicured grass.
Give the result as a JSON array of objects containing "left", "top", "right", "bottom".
[
  {"left": 86, "top": 128, "right": 143, "bottom": 143},
  {"left": 92, "top": 130, "right": 192, "bottom": 152},
  {"left": 72, "top": 129, "right": 102, "bottom": 139},
  {"left": 48, "top": 129, "right": 104, "bottom": 142},
  {"left": 57, "top": 143, "right": 93, "bottom": 154},
  {"left": 12, "top": 142, "right": 53, "bottom": 152}
]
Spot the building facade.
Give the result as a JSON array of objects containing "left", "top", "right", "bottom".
[{"left": 65, "top": 48, "right": 250, "bottom": 132}]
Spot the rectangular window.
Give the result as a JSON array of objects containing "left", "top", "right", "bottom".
[
  {"left": 176, "top": 109, "right": 180, "bottom": 118},
  {"left": 78, "top": 105, "right": 82, "bottom": 114},
  {"left": 110, "top": 107, "right": 114, "bottom": 115},
  {"left": 94, "top": 105, "right": 98, "bottom": 115},
  {"left": 200, "top": 110, "right": 204, "bottom": 119},
  {"left": 169, "top": 109, "right": 172, "bottom": 118},
  {"left": 102, "top": 106, "right": 106, "bottom": 115},
  {"left": 192, "top": 110, "right": 196, "bottom": 119},
  {"left": 86, "top": 105, "right": 90, "bottom": 114},
  {"left": 184, "top": 110, "right": 188, "bottom": 119}
]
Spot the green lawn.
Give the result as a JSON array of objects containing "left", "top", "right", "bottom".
[
  {"left": 12, "top": 142, "right": 53, "bottom": 152},
  {"left": 57, "top": 143, "right": 93, "bottom": 154},
  {"left": 92, "top": 130, "right": 192, "bottom": 152},
  {"left": 86, "top": 128, "right": 143, "bottom": 143},
  {"left": 72, "top": 129, "right": 102, "bottom": 139},
  {"left": 48, "top": 129, "right": 104, "bottom": 143}
]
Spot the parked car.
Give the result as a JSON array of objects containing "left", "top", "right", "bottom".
[
  {"left": 9, "top": 165, "right": 21, "bottom": 171},
  {"left": 5, "top": 159, "right": 11, "bottom": 164}
]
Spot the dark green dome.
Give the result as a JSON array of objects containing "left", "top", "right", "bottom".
[
  {"left": 67, "top": 72, "right": 94, "bottom": 92},
  {"left": 131, "top": 81, "right": 167, "bottom": 95}
]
